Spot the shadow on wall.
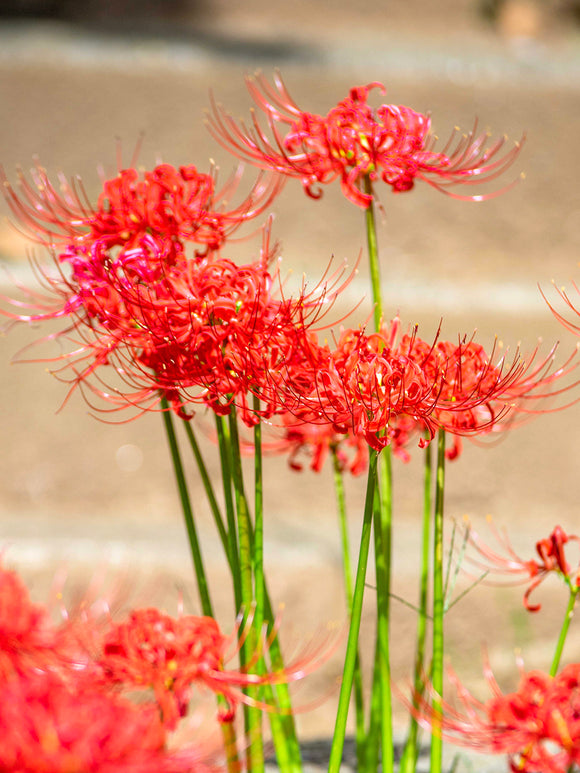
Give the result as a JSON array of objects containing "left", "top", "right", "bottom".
[
  {"left": 0, "top": 0, "right": 315, "bottom": 63},
  {"left": 0, "top": 0, "right": 208, "bottom": 25}
]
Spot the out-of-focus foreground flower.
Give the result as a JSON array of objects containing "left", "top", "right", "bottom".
[
  {"left": 413, "top": 661, "right": 580, "bottom": 773},
  {"left": 0, "top": 672, "right": 183, "bottom": 773},
  {"left": 208, "top": 72, "right": 524, "bottom": 207},
  {"left": 0, "top": 562, "right": 326, "bottom": 772},
  {"left": 96, "top": 606, "right": 332, "bottom": 728}
]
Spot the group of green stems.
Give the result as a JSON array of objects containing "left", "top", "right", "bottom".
[
  {"left": 162, "top": 390, "right": 301, "bottom": 773},
  {"left": 160, "top": 177, "right": 580, "bottom": 773},
  {"left": 155, "top": 174, "right": 449, "bottom": 773},
  {"left": 325, "top": 176, "right": 448, "bottom": 773}
]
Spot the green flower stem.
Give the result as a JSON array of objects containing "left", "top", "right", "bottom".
[
  {"left": 374, "top": 448, "right": 393, "bottom": 773},
  {"left": 222, "top": 408, "right": 301, "bottom": 773},
  {"left": 227, "top": 409, "right": 263, "bottom": 773},
  {"left": 430, "top": 430, "right": 446, "bottom": 773},
  {"left": 329, "top": 450, "right": 378, "bottom": 773},
  {"left": 331, "top": 448, "right": 366, "bottom": 770},
  {"left": 362, "top": 175, "right": 395, "bottom": 773},
  {"left": 363, "top": 175, "right": 383, "bottom": 330},
  {"left": 365, "top": 643, "right": 381, "bottom": 773},
  {"left": 550, "top": 585, "right": 579, "bottom": 676},
  {"left": 262, "top": 591, "right": 303, "bottom": 773},
  {"left": 401, "top": 439, "right": 432, "bottom": 773},
  {"left": 227, "top": 410, "right": 254, "bottom": 626},
  {"left": 160, "top": 396, "right": 213, "bottom": 617},
  {"left": 253, "top": 397, "right": 265, "bottom": 649},
  {"left": 225, "top": 408, "right": 301, "bottom": 773},
  {"left": 180, "top": 416, "right": 229, "bottom": 562},
  {"left": 215, "top": 415, "right": 242, "bottom": 612},
  {"left": 252, "top": 400, "right": 266, "bottom": 773}
]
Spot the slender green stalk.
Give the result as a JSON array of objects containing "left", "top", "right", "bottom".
[
  {"left": 401, "top": 439, "right": 432, "bottom": 773},
  {"left": 362, "top": 174, "right": 395, "bottom": 773},
  {"left": 160, "top": 396, "right": 213, "bottom": 617},
  {"left": 329, "top": 450, "right": 378, "bottom": 773},
  {"left": 550, "top": 585, "right": 579, "bottom": 676},
  {"left": 331, "top": 448, "right": 366, "bottom": 770},
  {"left": 216, "top": 412, "right": 300, "bottom": 773},
  {"left": 227, "top": 409, "right": 263, "bottom": 773},
  {"left": 262, "top": 591, "right": 303, "bottom": 773},
  {"left": 215, "top": 415, "right": 242, "bottom": 612},
  {"left": 252, "top": 398, "right": 266, "bottom": 773},
  {"left": 162, "top": 401, "right": 242, "bottom": 773},
  {"left": 374, "top": 448, "right": 393, "bottom": 773},
  {"left": 253, "top": 397, "right": 265, "bottom": 647},
  {"left": 180, "top": 416, "right": 229, "bottom": 560},
  {"left": 365, "top": 642, "right": 381, "bottom": 773},
  {"left": 430, "top": 430, "right": 446, "bottom": 773},
  {"left": 363, "top": 175, "right": 383, "bottom": 330},
  {"left": 227, "top": 410, "right": 254, "bottom": 626}
]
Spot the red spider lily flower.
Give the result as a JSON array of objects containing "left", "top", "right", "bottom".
[
  {"left": 77, "top": 250, "right": 349, "bottom": 424},
  {"left": 0, "top": 671, "right": 216, "bottom": 773},
  {"left": 269, "top": 411, "right": 369, "bottom": 475},
  {"left": 277, "top": 317, "right": 580, "bottom": 453},
  {"left": 2, "top": 214, "right": 355, "bottom": 423},
  {"left": 0, "top": 565, "right": 58, "bottom": 681},
  {"left": 96, "top": 607, "right": 331, "bottom": 728},
  {"left": 411, "top": 661, "right": 580, "bottom": 773},
  {"left": 463, "top": 519, "right": 580, "bottom": 611},
  {"left": 281, "top": 321, "right": 446, "bottom": 451},
  {"left": 208, "top": 71, "right": 524, "bottom": 208},
  {"left": 1, "top": 159, "right": 281, "bottom": 258}
]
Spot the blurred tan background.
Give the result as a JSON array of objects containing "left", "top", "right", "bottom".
[{"left": 1, "top": 0, "right": 580, "bottom": 748}]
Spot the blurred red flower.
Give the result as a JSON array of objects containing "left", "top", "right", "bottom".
[
  {"left": 97, "top": 607, "right": 330, "bottom": 728},
  {"left": 0, "top": 671, "right": 205, "bottom": 773},
  {"left": 208, "top": 72, "right": 523, "bottom": 207},
  {"left": 413, "top": 661, "right": 580, "bottom": 773}
]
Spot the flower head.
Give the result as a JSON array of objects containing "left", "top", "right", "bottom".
[
  {"left": 464, "top": 520, "right": 580, "bottom": 611},
  {"left": 412, "top": 661, "right": 580, "bottom": 773},
  {"left": 1, "top": 160, "right": 281, "bottom": 258},
  {"left": 96, "top": 607, "right": 330, "bottom": 727},
  {"left": 208, "top": 71, "right": 524, "bottom": 207},
  {"left": 2, "top": 211, "right": 353, "bottom": 423},
  {"left": 275, "top": 317, "right": 579, "bottom": 454}
]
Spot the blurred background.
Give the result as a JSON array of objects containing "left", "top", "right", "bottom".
[{"left": 1, "top": 0, "right": 580, "bottom": 748}]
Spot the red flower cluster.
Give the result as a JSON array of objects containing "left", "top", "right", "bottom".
[
  {"left": 0, "top": 563, "right": 322, "bottom": 772},
  {"left": 416, "top": 662, "right": 580, "bottom": 773},
  {"left": 96, "top": 607, "right": 328, "bottom": 728},
  {"left": 208, "top": 72, "right": 524, "bottom": 207},
  {"left": 465, "top": 521, "right": 580, "bottom": 611},
  {"left": 1, "top": 161, "right": 280, "bottom": 258},
  {"left": 274, "top": 319, "right": 578, "bottom": 453},
  {"left": 3, "top": 158, "right": 357, "bottom": 423}
]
